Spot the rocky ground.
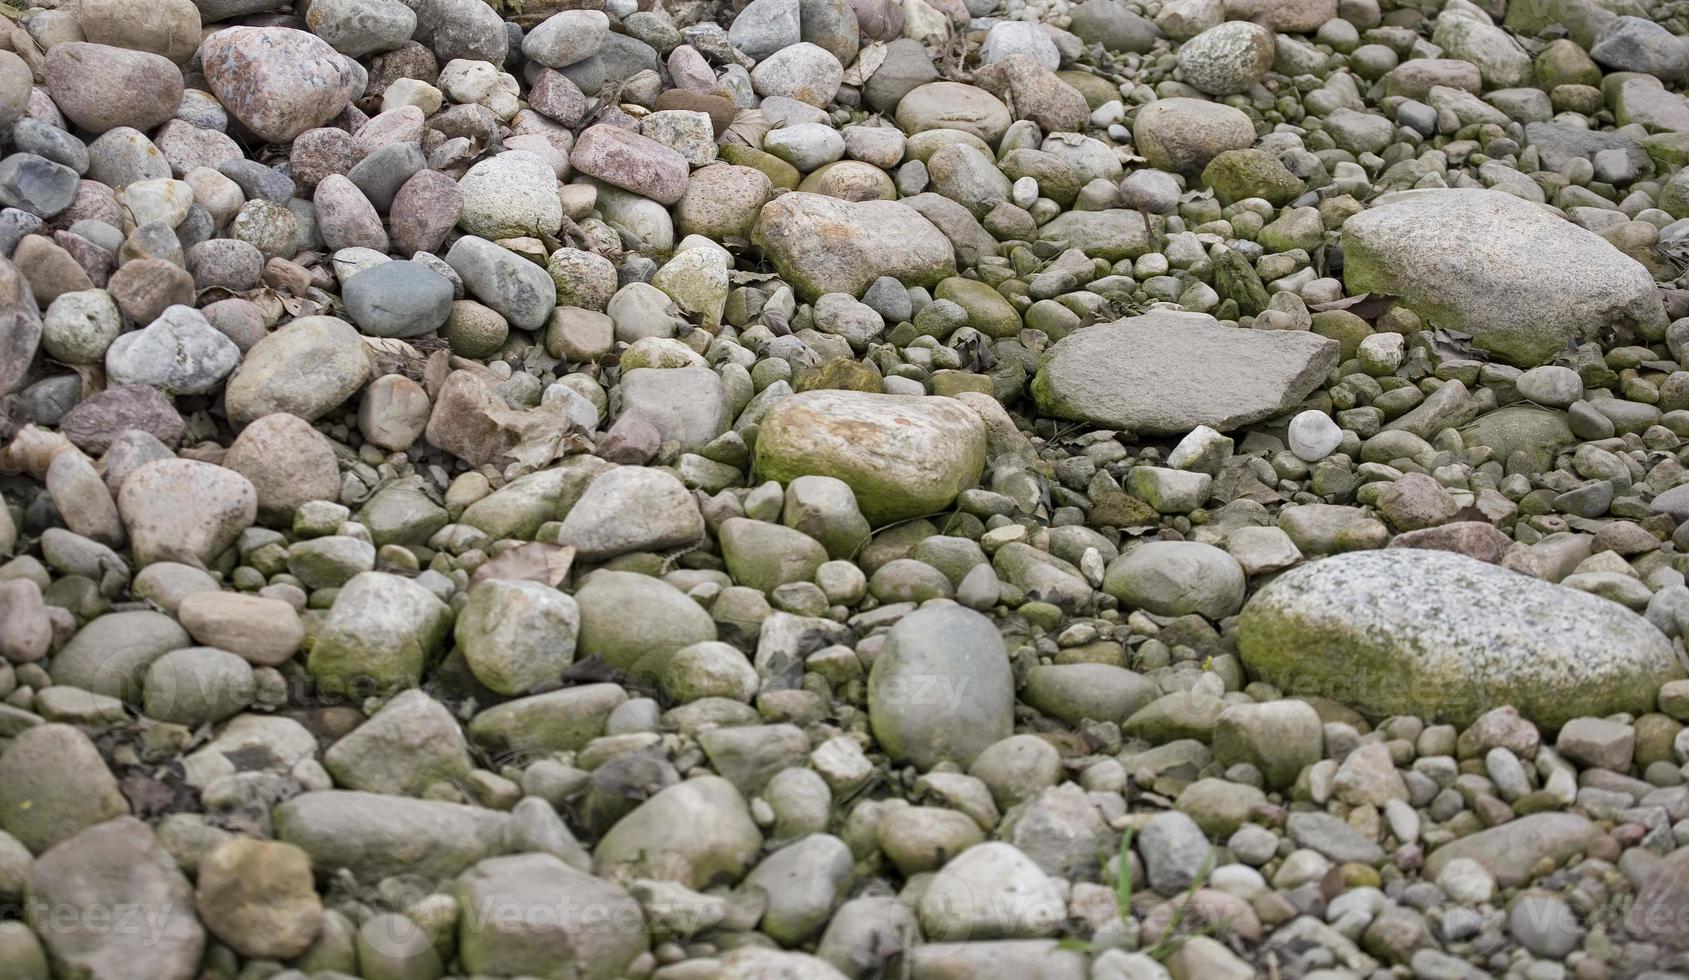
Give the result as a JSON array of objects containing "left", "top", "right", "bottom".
[{"left": 8, "top": 0, "right": 1689, "bottom": 978}]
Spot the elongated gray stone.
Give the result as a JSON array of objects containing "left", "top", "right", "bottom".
[
  {"left": 1341, "top": 189, "right": 1668, "bottom": 366},
  {"left": 1031, "top": 311, "right": 1339, "bottom": 435},
  {"left": 1237, "top": 549, "right": 1682, "bottom": 728}
]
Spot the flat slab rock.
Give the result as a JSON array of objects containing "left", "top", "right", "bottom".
[
  {"left": 1029, "top": 311, "right": 1339, "bottom": 434},
  {"left": 1237, "top": 549, "right": 1683, "bottom": 728},
  {"left": 1340, "top": 188, "right": 1668, "bottom": 366}
]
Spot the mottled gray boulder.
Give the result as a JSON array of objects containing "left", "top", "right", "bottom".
[
  {"left": 0, "top": 724, "right": 130, "bottom": 853},
  {"left": 1176, "top": 21, "right": 1274, "bottom": 95},
  {"left": 617, "top": 366, "right": 731, "bottom": 452},
  {"left": 575, "top": 570, "right": 717, "bottom": 673},
  {"left": 49, "top": 610, "right": 190, "bottom": 702},
  {"left": 454, "top": 579, "right": 579, "bottom": 695},
  {"left": 918, "top": 842, "right": 1065, "bottom": 940},
  {"left": 743, "top": 834, "right": 855, "bottom": 945},
  {"left": 323, "top": 689, "right": 474, "bottom": 796},
  {"left": 1035, "top": 209, "right": 1154, "bottom": 262},
  {"left": 467, "top": 683, "right": 627, "bottom": 755},
  {"left": 1341, "top": 189, "right": 1668, "bottom": 366},
  {"left": 1032, "top": 312, "right": 1339, "bottom": 434},
  {"left": 27, "top": 818, "right": 205, "bottom": 980},
  {"left": 868, "top": 605, "right": 1013, "bottom": 770},
  {"left": 594, "top": 775, "right": 762, "bottom": 887},
  {"left": 730, "top": 0, "right": 800, "bottom": 61},
  {"left": 751, "top": 192, "right": 956, "bottom": 299},
  {"left": 342, "top": 259, "right": 453, "bottom": 338},
  {"left": 273, "top": 790, "right": 511, "bottom": 882},
  {"left": 1103, "top": 541, "right": 1246, "bottom": 619},
  {"left": 1592, "top": 16, "right": 1689, "bottom": 80},
  {"left": 1238, "top": 550, "right": 1682, "bottom": 727},
  {"left": 556, "top": 466, "right": 704, "bottom": 560},
  {"left": 454, "top": 853, "right": 648, "bottom": 978},
  {"left": 1421, "top": 813, "right": 1600, "bottom": 888},
  {"left": 1430, "top": 13, "right": 1531, "bottom": 88},
  {"left": 1213, "top": 699, "right": 1323, "bottom": 790},
  {"left": 105, "top": 306, "right": 239, "bottom": 395},
  {"left": 1131, "top": 97, "right": 1256, "bottom": 174},
  {"left": 445, "top": 235, "right": 557, "bottom": 331},
  {"left": 1069, "top": 0, "right": 1161, "bottom": 51}
]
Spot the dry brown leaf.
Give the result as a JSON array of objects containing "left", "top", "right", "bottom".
[
  {"left": 841, "top": 42, "right": 888, "bottom": 87},
  {"left": 469, "top": 543, "right": 576, "bottom": 590}
]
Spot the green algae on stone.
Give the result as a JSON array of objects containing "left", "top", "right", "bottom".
[{"left": 755, "top": 389, "right": 987, "bottom": 525}]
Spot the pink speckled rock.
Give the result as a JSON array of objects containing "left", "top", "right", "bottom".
[
  {"left": 569, "top": 125, "right": 690, "bottom": 205},
  {"left": 201, "top": 27, "right": 366, "bottom": 145},
  {"left": 44, "top": 43, "right": 184, "bottom": 135}
]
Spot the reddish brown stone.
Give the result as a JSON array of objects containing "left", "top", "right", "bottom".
[
  {"left": 154, "top": 119, "right": 244, "bottom": 178},
  {"left": 0, "top": 255, "right": 41, "bottom": 398},
  {"left": 201, "top": 298, "right": 269, "bottom": 352},
  {"left": 313, "top": 174, "right": 387, "bottom": 252},
  {"left": 12, "top": 234, "right": 93, "bottom": 306},
  {"left": 569, "top": 124, "right": 690, "bottom": 205},
  {"left": 528, "top": 69, "right": 591, "bottom": 127},
  {"left": 52, "top": 231, "right": 113, "bottom": 288},
  {"left": 354, "top": 105, "right": 425, "bottom": 154},
  {"left": 59, "top": 384, "right": 186, "bottom": 453},
  {"left": 108, "top": 258, "right": 194, "bottom": 325},
  {"left": 49, "top": 181, "right": 124, "bottom": 234},
  {"left": 424, "top": 370, "right": 512, "bottom": 466},
  {"left": 289, "top": 127, "right": 364, "bottom": 192},
  {"left": 201, "top": 27, "right": 364, "bottom": 145},
  {"left": 389, "top": 169, "right": 462, "bottom": 256},
  {"left": 1387, "top": 521, "right": 1512, "bottom": 564},
  {"left": 44, "top": 42, "right": 184, "bottom": 134}
]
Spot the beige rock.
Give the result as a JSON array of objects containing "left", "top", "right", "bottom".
[
  {"left": 195, "top": 838, "right": 324, "bottom": 960},
  {"left": 222, "top": 413, "right": 341, "bottom": 521},
  {"left": 45, "top": 450, "right": 124, "bottom": 547},
  {"left": 756, "top": 390, "right": 987, "bottom": 524},
  {"left": 0, "top": 579, "right": 51, "bottom": 662},
  {"left": 224, "top": 316, "right": 372, "bottom": 427},
  {"left": 117, "top": 459, "right": 257, "bottom": 568},
  {"left": 177, "top": 591, "right": 305, "bottom": 667},
  {"left": 79, "top": 0, "right": 202, "bottom": 64},
  {"left": 358, "top": 373, "right": 432, "bottom": 451}
]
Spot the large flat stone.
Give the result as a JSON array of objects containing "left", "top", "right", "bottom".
[{"left": 1030, "top": 311, "right": 1339, "bottom": 435}]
